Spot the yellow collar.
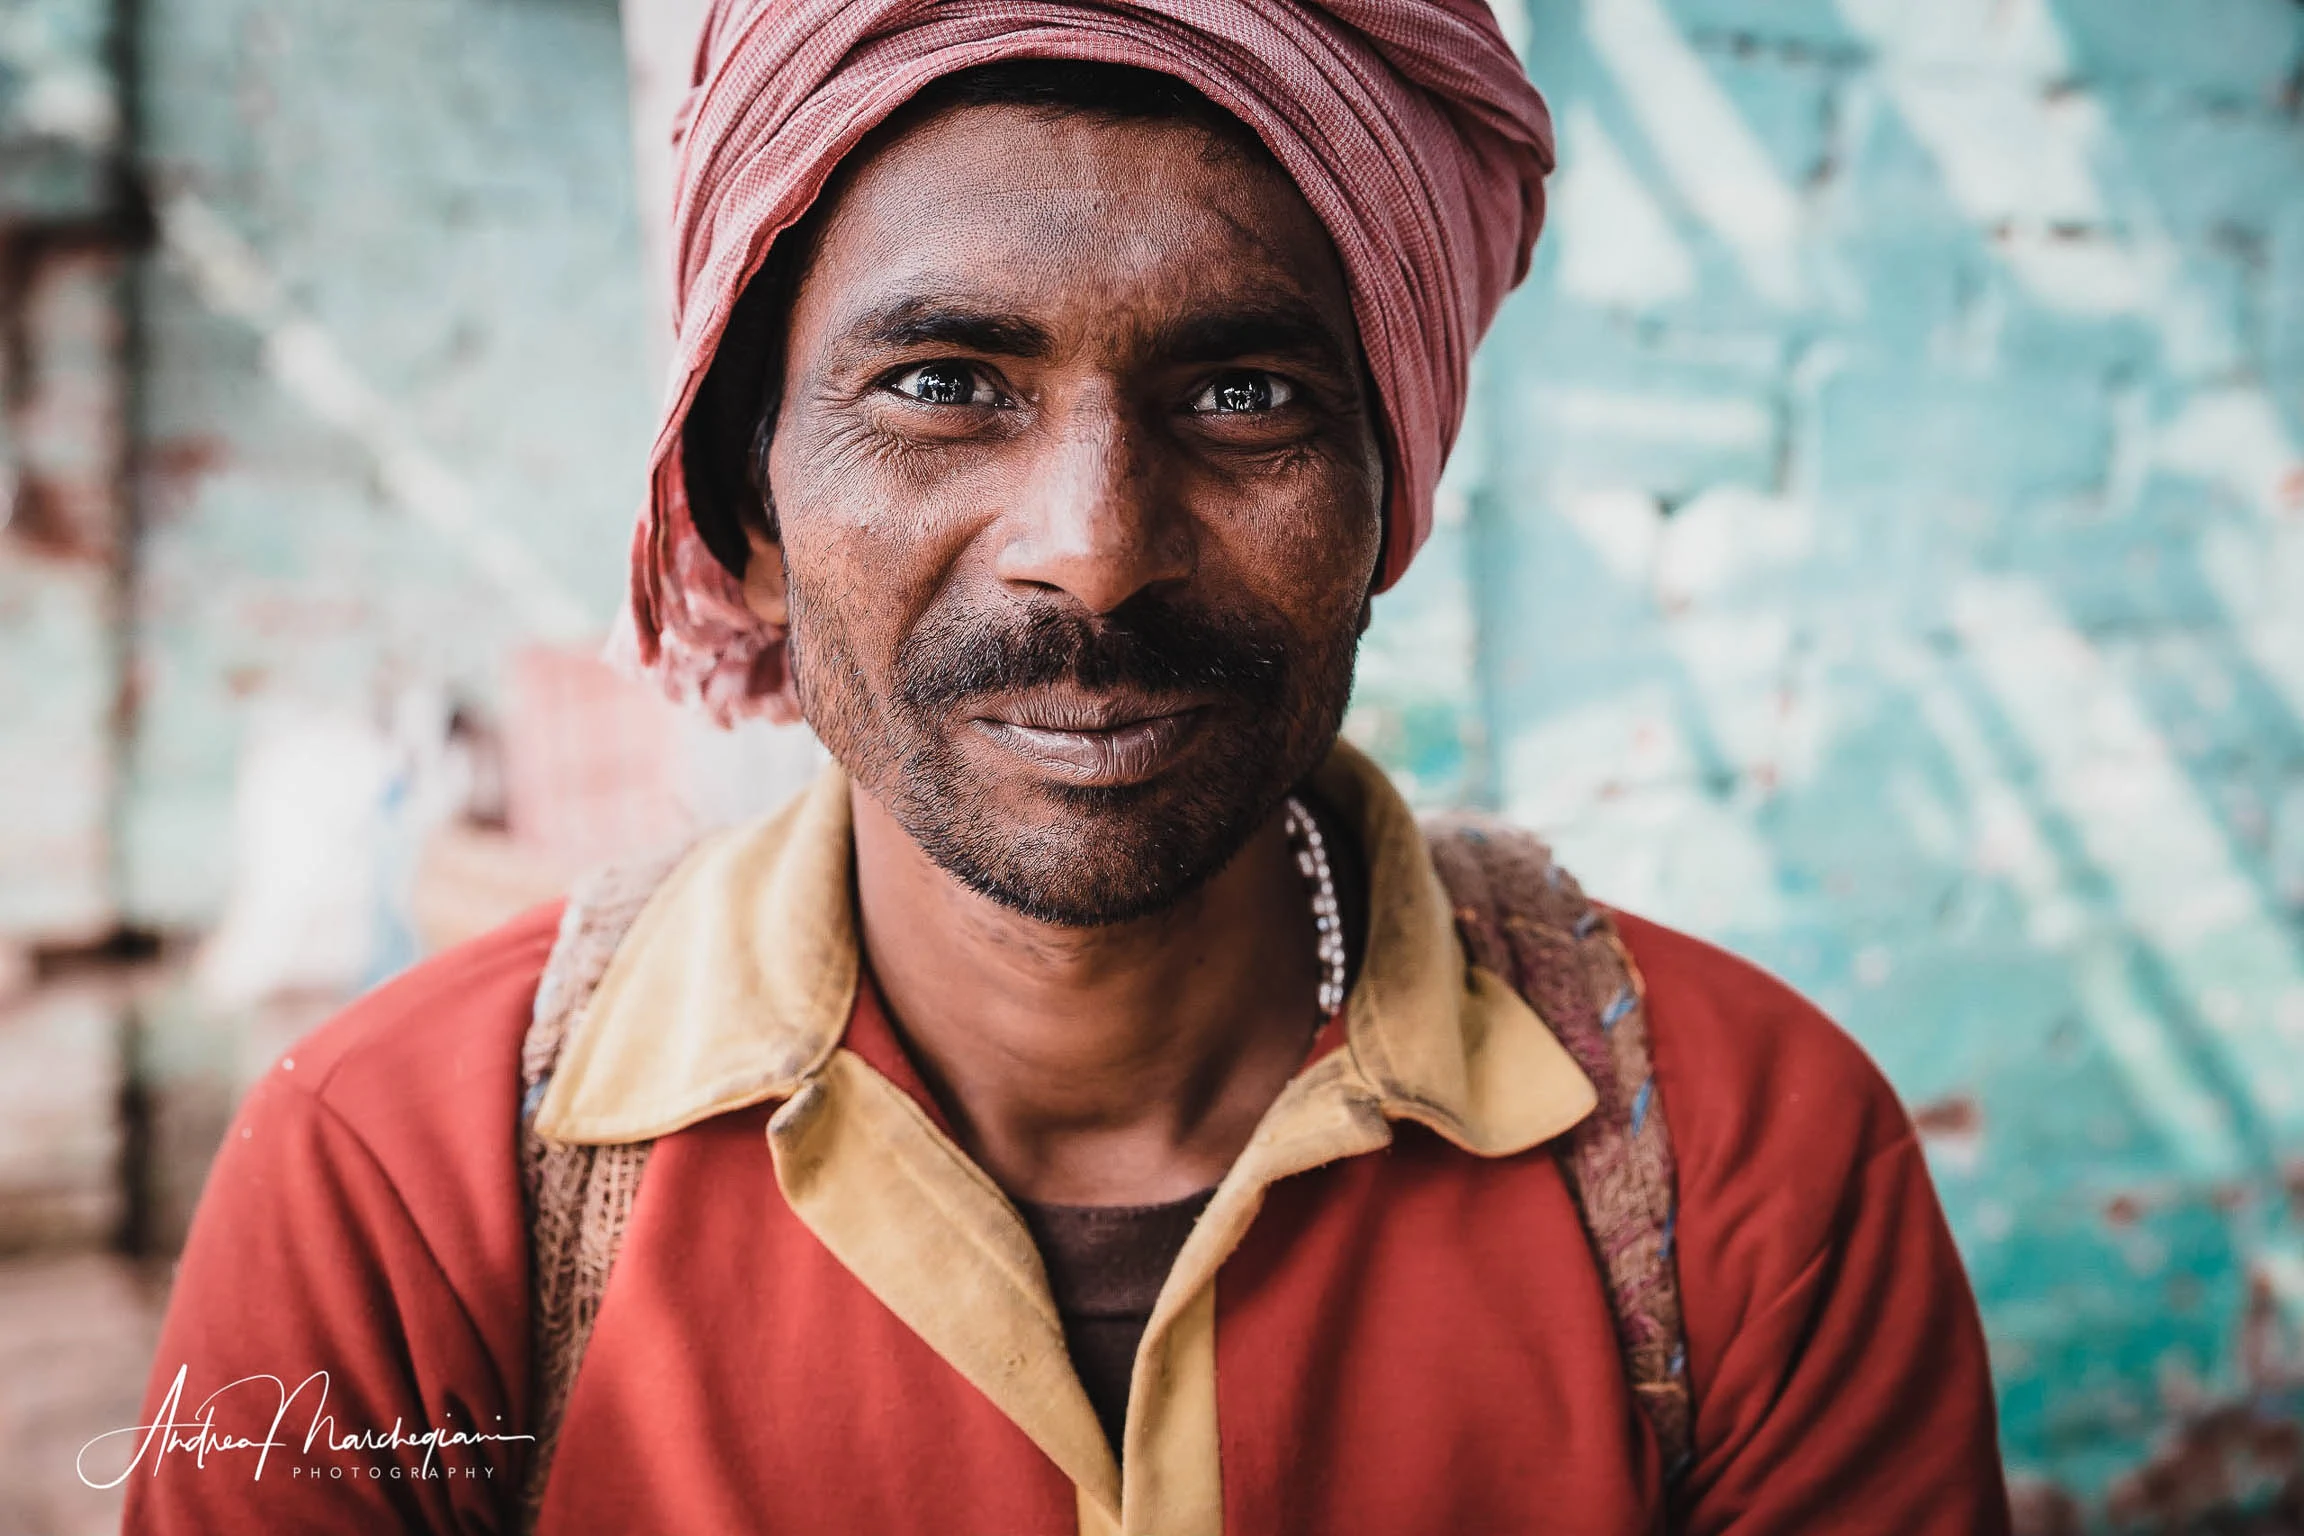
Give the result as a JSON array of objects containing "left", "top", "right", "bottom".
[
  {"left": 531, "top": 739, "right": 1597, "bottom": 1533},
  {"left": 533, "top": 738, "right": 1595, "bottom": 1157}
]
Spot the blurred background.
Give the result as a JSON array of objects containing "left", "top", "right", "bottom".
[{"left": 1, "top": 0, "right": 2300, "bottom": 1530}]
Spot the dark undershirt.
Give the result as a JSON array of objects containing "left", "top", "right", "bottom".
[
  {"left": 1000, "top": 791, "right": 1369, "bottom": 1462},
  {"left": 1013, "top": 1189, "right": 1218, "bottom": 1458}
]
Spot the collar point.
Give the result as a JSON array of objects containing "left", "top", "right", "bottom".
[{"left": 1383, "top": 1078, "right": 1599, "bottom": 1160}]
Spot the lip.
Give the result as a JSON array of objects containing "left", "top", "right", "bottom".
[{"left": 969, "top": 697, "right": 1210, "bottom": 787}]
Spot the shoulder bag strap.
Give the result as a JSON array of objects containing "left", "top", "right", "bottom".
[
  {"left": 1423, "top": 813, "right": 1696, "bottom": 1489},
  {"left": 515, "top": 846, "right": 685, "bottom": 1531}
]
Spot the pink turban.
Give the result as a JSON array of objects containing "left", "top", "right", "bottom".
[{"left": 622, "top": 0, "right": 1555, "bottom": 723}]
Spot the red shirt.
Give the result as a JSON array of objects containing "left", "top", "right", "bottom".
[{"left": 117, "top": 755, "right": 2009, "bottom": 1534}]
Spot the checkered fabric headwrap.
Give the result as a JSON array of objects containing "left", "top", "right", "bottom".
[{"left": 619, "top": 0, "right": 1555, "bottom": 723}]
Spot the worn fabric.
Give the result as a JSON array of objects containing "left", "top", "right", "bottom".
[
  {"left": 514, "top": 848, "right": 681, "bottom": 1525},
  {"left": 521, "top": 742, "right": 1601, "bottom": 1531},
  {"left": 515, "top": 755, "right": 1696, "bottom": 1514},
  {"left": 1016, "top": 1186, "right": 1218, "bottom": 1456},
  {"left": 621, "top": 0, "right": 1555, "bottom": 722},
  {"left": 511, "top": 852, "right": 677, "bottom": 1529},
  {"left": 125, "top": 746, "right": 2010, "bottom": 1535},
  {"left": 1426, "top": 812, "right": 1693, "bottom": 1471}
]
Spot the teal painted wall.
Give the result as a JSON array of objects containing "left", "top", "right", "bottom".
[
  {"left": 0, "top": 0, "right": 129, "bottom": 948},
  {"left": 1350, "top": 0, "right": 2304, "bottom": 1516},
  {"left": 123, "top": 0, "right": 652, "bottom": 927}
]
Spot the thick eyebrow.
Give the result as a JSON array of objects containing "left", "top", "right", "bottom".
[
  {"left": 1157, "top": 301, "right": 1355, "bottom": 379},
  {"left": 840, "top": 295, "right": 1055, "bottom": 359}
]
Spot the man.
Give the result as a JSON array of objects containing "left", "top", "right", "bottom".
[{"left": 124, "top": 1, "right": 2011, "bottom": 1532}]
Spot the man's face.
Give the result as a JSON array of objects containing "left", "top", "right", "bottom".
[{"left": 761, "top": 100, "right": 1385, "bottom": 926}]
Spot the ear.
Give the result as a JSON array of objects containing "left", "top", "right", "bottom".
[{"left": 739, "top": 513, "right": 789, "bottom": 629}]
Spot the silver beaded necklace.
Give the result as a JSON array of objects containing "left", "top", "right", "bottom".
[{"left": 1281, "top": 794, "right": 1349, "bottom": 1017}]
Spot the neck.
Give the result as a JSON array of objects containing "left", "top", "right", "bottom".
[{"left": 851, "top": 784, "right": 1327, "bottom": 1206}]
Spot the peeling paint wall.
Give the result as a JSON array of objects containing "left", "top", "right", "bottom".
[
  {"left": 125, "top": 0, "right": 653, "bottom": 928},
  {"left": 1350, "top": 0, "right": 2304, "bottom": 1518},
  {"left": 0, "top": 4, "right": 660, "bottom": 1522},
  {"left": 0, "top": 0, "right": 128, "bottom": 948}
]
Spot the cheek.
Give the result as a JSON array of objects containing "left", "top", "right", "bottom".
[
  {"left": 1192, "top": 457, "right": 1384, "bottom": 629},
  {"left": 770, "top": 416, "right": 977, "bottom": 672}
]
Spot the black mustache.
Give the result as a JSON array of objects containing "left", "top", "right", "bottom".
[{"left": 896, "top": 598, "right": 1288, "bottom": 714}]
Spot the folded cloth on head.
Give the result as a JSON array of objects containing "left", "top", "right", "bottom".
[{"left": 622, "top": 0, "right": 1555, "bottom": 724}]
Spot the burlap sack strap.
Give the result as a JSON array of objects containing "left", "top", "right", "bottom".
[
  {"left": 1421, "top": 815, "right": 1694, "bottom": 1487},
  {"left": 513, "top": 818, "right": 1691, "bottom": 1528},
  {"left": 515, "top": 848, "right": 686, "bottom": 1528}
]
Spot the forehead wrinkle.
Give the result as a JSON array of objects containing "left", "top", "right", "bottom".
[
  {"left": 860, "top": 194, "right": 1334, "bottom": 309},
  {"left": 799, "top": 136, "right": 1353, "bottom": 376},
  {"left": 869, "top": 101, "right": 1263, "bottom": 197}
]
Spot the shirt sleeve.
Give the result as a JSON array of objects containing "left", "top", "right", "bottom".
[
  {"left": 114, "top": 1071, "right": 524, "bottom": 1534},
  {"left": 1614, "top": 909, "right": 2011, "bottom": 1535},
  {"left": 1677, "top": 1132, "right": 2012, "bottom": 1535}
]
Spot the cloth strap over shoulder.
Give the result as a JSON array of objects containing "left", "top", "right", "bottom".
[
  {"left": 1422, "top": 814, "right": 1694, "bottom": 1484},
  {"left": 515, "top": 849, "right": 684, "bottom": 1527},
  {"left": 514, "top": 816, "right": 1692, "bottom": 1527}
]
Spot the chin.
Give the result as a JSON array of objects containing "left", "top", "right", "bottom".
[{"left": 905, "top": 765, "right": 1275, "bottom": 928}]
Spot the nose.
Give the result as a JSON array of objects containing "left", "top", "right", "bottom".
[{"left": 993, "top": 391, "right": 1194, "bottom": 615}]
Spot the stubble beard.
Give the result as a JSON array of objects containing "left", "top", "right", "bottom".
[{"left": 784, "top": 568, "right": 1359, "bottom": 928}]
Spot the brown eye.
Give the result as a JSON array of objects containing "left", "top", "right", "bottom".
[
  {"left": 1188, "top": 372, "right": 1296, "bottom": 415},
  {"left": 888, "top": 362, "right": 1001, "bottom": 407}
]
